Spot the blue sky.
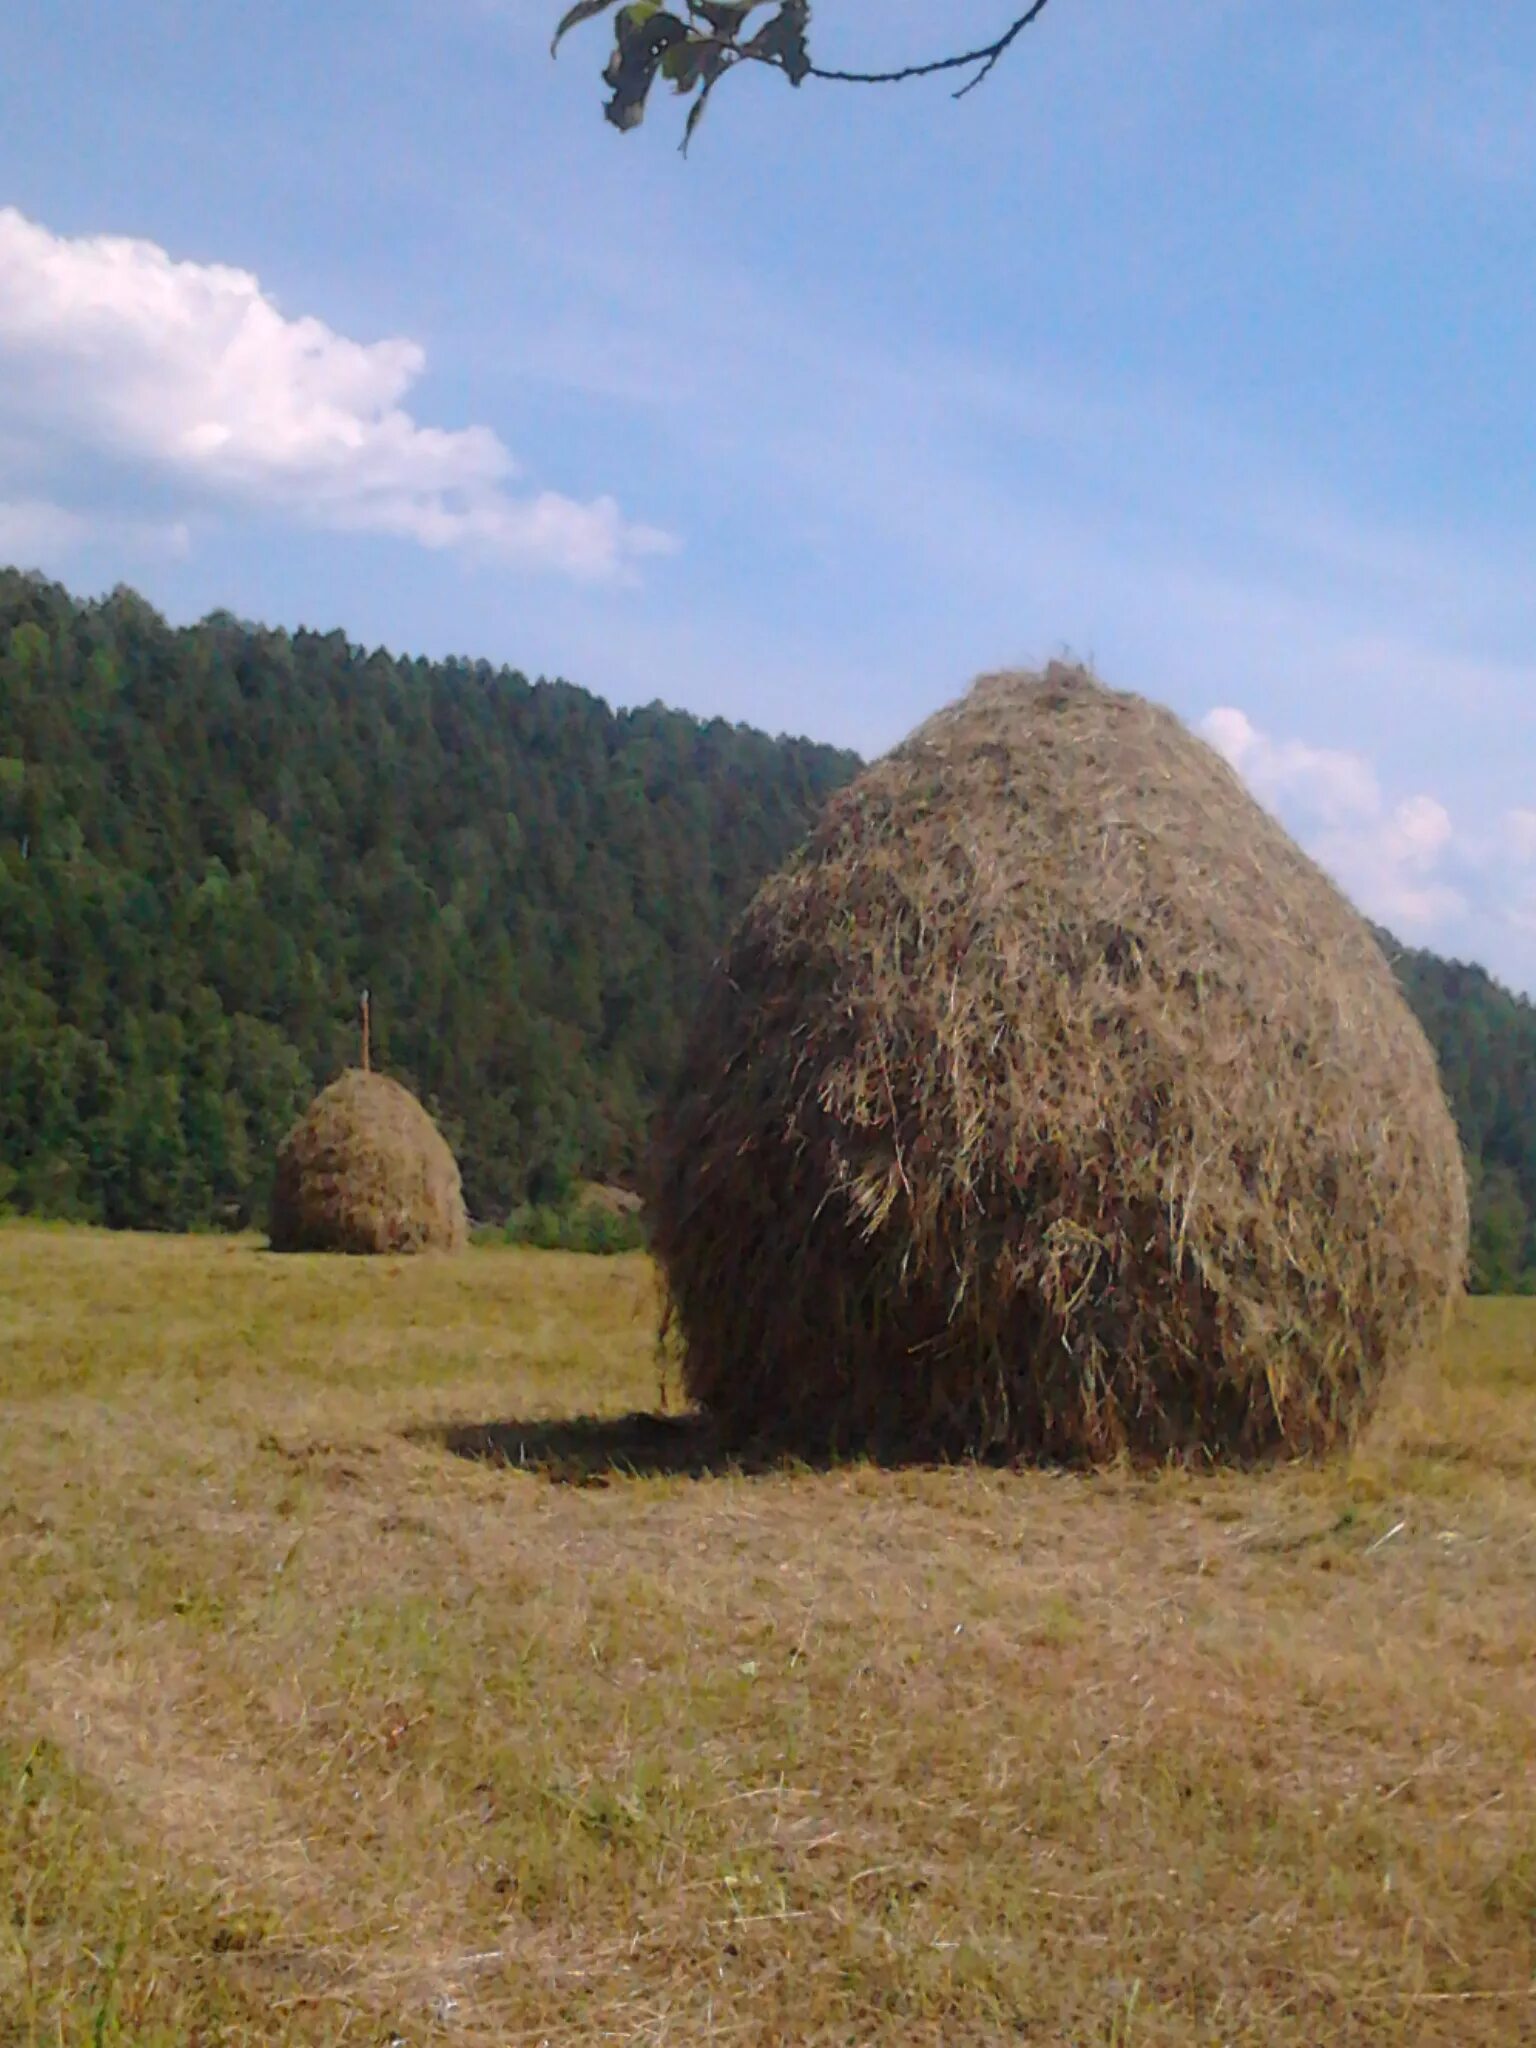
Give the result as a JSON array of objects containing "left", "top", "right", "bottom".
[{"left": 2, "top": 1, "right": 1534, "bottom": 988}]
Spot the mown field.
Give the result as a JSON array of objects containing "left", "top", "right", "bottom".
[{"left": 2, "top": 1227, "right": 1534, "bottom": 2046}]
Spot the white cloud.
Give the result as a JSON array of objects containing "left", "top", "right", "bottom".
[
  {"left": 1387, "top": 793, "right": 1455, "bottom": 869},
  {"left": 0, "top": 207, "right": 673, "bottom": 581},
  {"left": 0, "top": 496, "right": 191, "bottom": 563},
  {"left": 1199, "top": 708, "right": 1536, "bottom": 996},
  {"left": 1508, "top": 808, "right": 1536, "bottom": 865},
  {"left": 1200, "top": 707, "right": 1381, "bottom": 824},
  {"left": 0, "top": 498, "right": 88, "bottom": 559},
  {"left": 1201, "top": 706, "right": 1467, "bottom": 935}
]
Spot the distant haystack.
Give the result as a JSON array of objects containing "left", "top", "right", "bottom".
[
  {"left": 269, "top": 1070, "right": 467, "bottom": 1255},
  {"left": 649, "top": 663, "right": 1468, "bottom": 1466}
]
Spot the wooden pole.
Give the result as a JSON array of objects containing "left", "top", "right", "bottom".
[{"left": 361, "top": 988, "right": 371, "bottom": 1074}]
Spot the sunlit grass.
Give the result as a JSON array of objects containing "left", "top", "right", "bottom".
[{"left": 2, "top": 1224, "right": 1534, "bottom": 2044}]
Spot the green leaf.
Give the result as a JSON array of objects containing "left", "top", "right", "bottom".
[
  {"left": 743, "top": 0, "right": 809, "bottom": 85},
  {"left": 602, "top": 5, "right": 688, "bottom": 130},
  {"left": 663, "top": 33, "right": 733, "bottom": 93},
  {"left": 691, "top": 1, "right": 756, "bottom": 29},
  {"left": 660, "top": 39, "right": 697, "bottom": 84},
  {"left": 550, "top": 0, "right": 618, "bottom": 58}
]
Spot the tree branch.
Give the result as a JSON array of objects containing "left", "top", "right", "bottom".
[{"left": 807, "top": 1, "right": 1056, "bottom": 99}]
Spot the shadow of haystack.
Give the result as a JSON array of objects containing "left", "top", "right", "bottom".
[
  {"left": 413, "top": 1410, "right": 1105, "bottom": 1485},
  {"left": 412, "top": 1411, "right": 800, "bottom": 1485}
]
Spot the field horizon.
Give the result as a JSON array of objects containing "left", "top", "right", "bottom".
[{"left": 3, "top": 1224, "right": 1534, "bottom": 2044}]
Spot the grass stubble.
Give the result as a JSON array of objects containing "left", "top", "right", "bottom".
[{"left": 1, "top": 1224, "right": 1533, "bottom": 2044}]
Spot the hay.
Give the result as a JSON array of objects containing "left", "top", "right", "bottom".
[
  {"left": 649, "top": 664, "right": 1468, "bottom": 1465},
  {"left": 269, "top": 1069, "right": 468, "bottom": 1256}
]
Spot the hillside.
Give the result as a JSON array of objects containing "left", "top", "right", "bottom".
[
  {"left": 0, "top": 571, "right": 857, "bottom": 1227},
  {"left": 0, "top": 569, "right": 1531, "bottom": 1288},
  {"left": 1381, "top": 939, "right": 1536, "bottom": 1292}
]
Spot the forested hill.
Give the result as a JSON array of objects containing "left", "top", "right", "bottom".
[
  {"left": 0, "top": 569, "right": 1532, "bottom": 1290},
  {"left": 1383, "top": 940, "right": 1536, "bottom": 1292},
  {"left": 0, "top": 570, "right": 857, "bottom": 1227}
]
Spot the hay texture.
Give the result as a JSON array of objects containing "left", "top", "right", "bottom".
[
  {"left": 650, "top": 665, "right": 1468, "bottom": 1465},
  {"left": 269, "top": 1069, "right": 468, "bottom": 1255}
]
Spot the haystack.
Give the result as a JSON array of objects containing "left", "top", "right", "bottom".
[
  {"left": 269, "top": 1069, "right": 468, "bottom": 1255},
  {"left": 649, "top": 664, "right": 1468, "bottom": 1465}
]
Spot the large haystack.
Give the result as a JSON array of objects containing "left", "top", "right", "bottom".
[
  {"left": 269, "top": 1069, "right": 468, "bottom": 1255},
  {"left": 650, "top": 665, "right": 1468, "bottom": 1465}
]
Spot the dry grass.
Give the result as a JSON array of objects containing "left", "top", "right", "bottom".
[
  {"left": 653, "top": 666, "right": 1467, "bottom": 1463},
  {"left": 270, "top": 1069, "right": 468, "bottom": 1256},
  {"left": 2, "top": 1223, "right": 1534, "bottom": 2045}
]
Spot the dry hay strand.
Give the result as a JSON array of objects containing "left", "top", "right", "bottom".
[
  {"left": 269, "top": 1069, "right": 468, "bottom": 1256},
  {"left": 650, "top": 664, "right": 1468, "bottom": 1466}
]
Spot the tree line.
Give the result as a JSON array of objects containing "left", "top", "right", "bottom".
[
  {"left": 1382, "top": 939, "right": 1536, "bottom": 1293},
  {"left": 0, "top": 568, "right": 1531, "bottom": 1290},
  {"left": 0, "top": 570, "right": 854, "bottom": 1230}
]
